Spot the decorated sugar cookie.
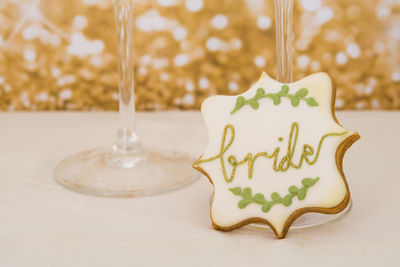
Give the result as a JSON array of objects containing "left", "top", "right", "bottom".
[{"left": 193, "top": 72, "right": 360, "bottom": 239}]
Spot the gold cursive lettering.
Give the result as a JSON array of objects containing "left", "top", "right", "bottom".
[{"left": 194, "top": 122, "right": 348, "bottom": 183}]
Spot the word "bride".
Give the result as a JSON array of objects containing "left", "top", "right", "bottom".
[{"left": 195, "top": 122, "right": 347, "bottom": 183}]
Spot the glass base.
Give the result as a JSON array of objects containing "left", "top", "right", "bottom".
[
  {"left": 54, "top": 147, "right": 198, "bottom": 197},
  {"left": 248, "top": 200, "right": 352, "bottom": 230}
]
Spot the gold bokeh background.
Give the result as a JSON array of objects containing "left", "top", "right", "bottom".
[{"left": 1, "top": 0, "right": 399, "bottom": 111}]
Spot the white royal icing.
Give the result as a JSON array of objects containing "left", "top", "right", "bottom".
[{"left": 195, "top": 72, "right": 356, "bottom": 237}]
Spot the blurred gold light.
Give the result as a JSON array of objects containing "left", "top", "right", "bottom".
[{"left": 0, "top": 0, "right": 399, "bottom": 111}]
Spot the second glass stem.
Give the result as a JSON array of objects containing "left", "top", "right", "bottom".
[{"left": 274, "top": 0, "right": 293, "bottom": 83}]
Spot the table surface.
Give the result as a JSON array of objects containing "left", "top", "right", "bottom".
[{"left": 0, "top": 111, "right": 399, "bottom": 267}]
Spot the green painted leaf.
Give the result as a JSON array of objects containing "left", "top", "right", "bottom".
[
  {"left": 262, "top": 202, "right": 273, "bottom": 212},
  {"left": 229, "top": 178, "right": 320, "bottom": 212},
  {"left": 236, "top": 96, "right": 245, "bottom": 106},
  {"left": 279, "top": 85, "right": 289, "bottom": 95},
  {"left": 270, "top": 94, "right": 281, "bottom": 105},
  {"left": 248, "top": 100, "right": 259, "bottom": 109},
  {"left": 271, "top": 192, "right": 282, "bottom": 201},
  {"left": 242, "top": 187, "right": 252, "bottom": 198},
  {"left": 254, "top": 193, "right": 266, "bottom": 204},
  {"left": 295, "top": 88, "right": 308, "bottom": 97},
  {"left": 302, "top": 177, "right": 319, "bottom": 187},
  {"left": 289, "top": 95, "right": 300, "bottom": 107},
  {"left": 238, "top": 199, "right": 251, "bottom": 209},
  {"left": 281, "top": 194, "right": 293, "bottom": 206},
  {"left": 229, "top": 187, "right": 242, "bottom": 195},
  {"left": 288, "top": 185, "right": 299, "bottom": 194},
  {"left": 255, "top": 88, "right": 265, "bottom": 99},
  {"left": 306, "top": 97, "right": 318, "bottom": 106},
  {"left": 297, "top": 188, "right": 307, "bottom": 200},
  {"left": 231, "top": 96, "right": 245, "bottom": 114}
]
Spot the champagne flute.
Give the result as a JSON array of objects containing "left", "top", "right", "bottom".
[
  {"left": 273, "top": 0, "right": 352, "bottom": 228},
  {"left": 54, "top": 0, "right": 197, "bottom": 197}
]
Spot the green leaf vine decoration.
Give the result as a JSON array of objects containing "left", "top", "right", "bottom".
[
  {"left": 230, "top": 85, "right": 319, "bottom": 114},
  {"left": 229, "top": 177, "right": 320, "bottom": 212}
]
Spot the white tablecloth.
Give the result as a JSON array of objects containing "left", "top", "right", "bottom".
[{"left": 0, "top": 111, "right": 399, "bottom": 267}]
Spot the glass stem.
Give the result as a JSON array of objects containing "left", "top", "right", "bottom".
[
  {"left": 274, "top": 0, "right": 293, "bottom": 83},
  {"left": 112, "top": 0, "right": 142, "bottom": 155}
]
